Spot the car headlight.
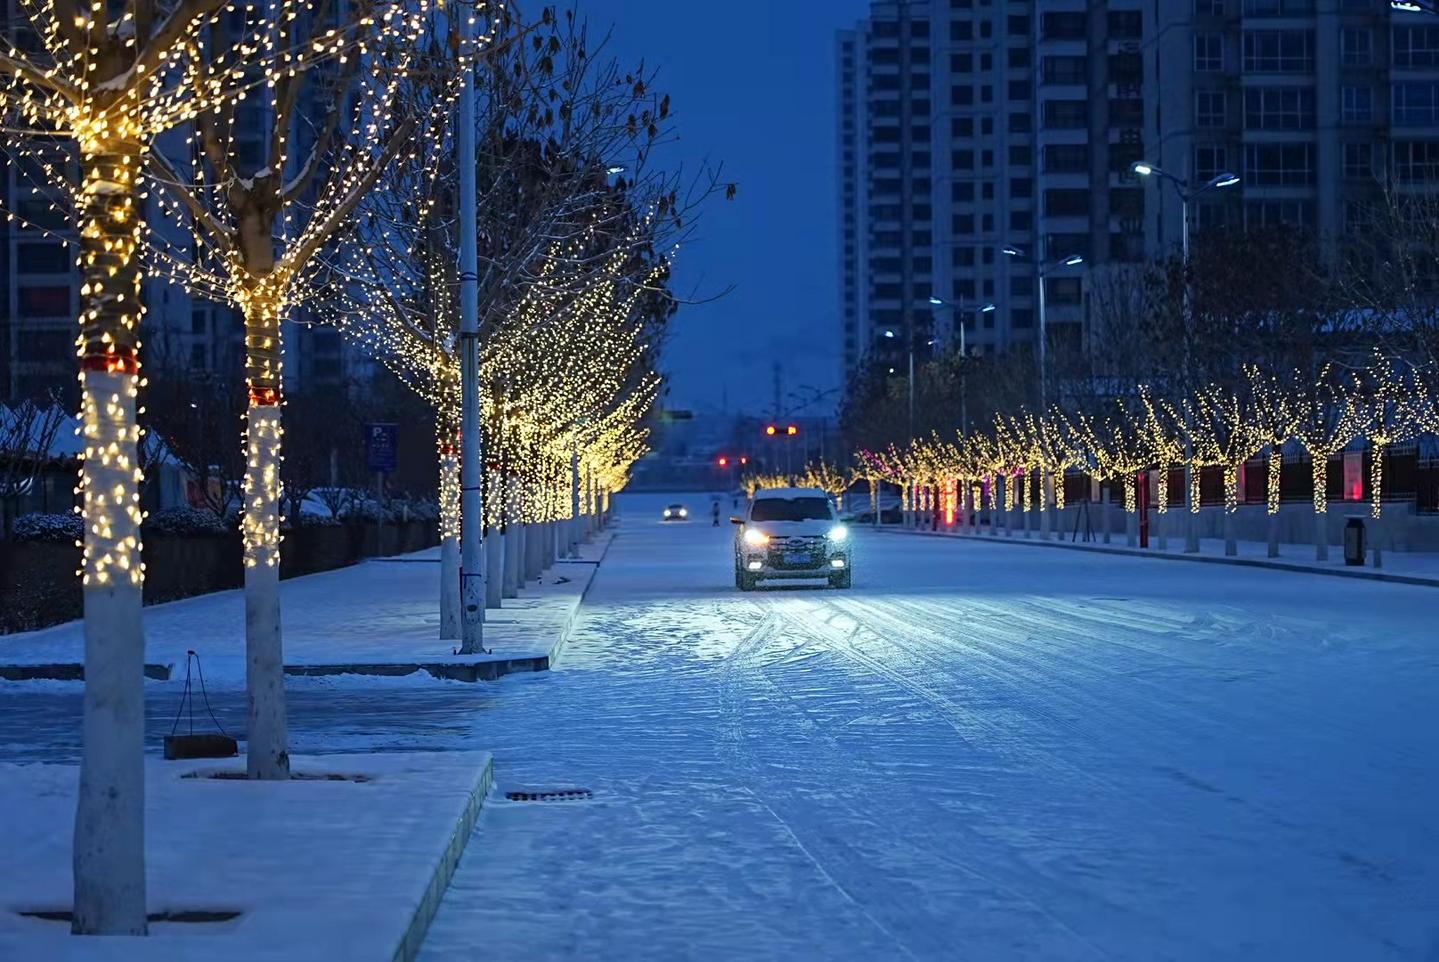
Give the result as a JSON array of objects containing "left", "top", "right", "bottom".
[
  {"left": 828, "top": 524, "right": 849, "bottom": 542},
  {"left": 679, "top": 509, "right": 688, "bottom": 517},
  {"left": 743, "top": 528, "right": 770, "bottom": 546}
]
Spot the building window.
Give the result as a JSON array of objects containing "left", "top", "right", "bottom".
[
  {"left": 19, "top": 285, "right": 71, "bottom": 316},
  {"left": 1107, "top": 11, "right": 1142, "bottom": 40},
  {"left": 1008, "top": 112, "right": 1031, "bottom": 133},
  {"left": 1393, "top": 25, "right": 1439, "bottom": 69},
  {"left": 1042, "top": 55, "right": 1087, "bottom": 86},
  {"left": 1245, "top": 200, "right": 1314, "bottom": 228},
  {"left": 1242, "top": 87, "right": 1314, "bottom": 130},
  {"left": 1242, "top": 0, "right": 1316, "bottom": 12},
  {"left": 1194, "top": 34, "right": 1223, "bottom": 72},
  {"left": 1242, "top": 30, "right": 1314, "bottom": 72},
  {"left": 1243, "top": 142, "right": 1316, "bottom": 185},
  {"left": 1341, "top": 85, "right": 1372, "bottom": 124},
  {"left": 1042, "top": 12, "right": 1086, "bottom": 40},
  {"left": 1195, "top": 0, "right": 1224, "bottom": 13},
  {"left": 1044, "top": 189, "right": 1089, "bottom": 217},
  {"left": 1194, "top": 145, "right": 1228, "bottom": 181},
  {"left": 1394, "top": 140, "right": 1439, "bottom": 183},
  {"left": 1010, "top": 210, "right": 1032, "bottom": 230},
  {"left": 1042, "top": 100, "right": 1089, "bottom": 129},
  {"left": 16, "top": 242, "right": 70, "bottom": 274},
  {"left": 1342, "top": 142, "right": 1373, "bottom": 180},
  {"left": 1393, "top": 82, "right": 1439, "bottom": 127},
  {"left": 1044, "top": 144, "right": 1089, "bottom": 173},
  {"left": 1340, "top": 28, "right": 1372, "bottom": 67},
  {"left": 1195, "top": 89, "right": 1226, "bottom": 127}
]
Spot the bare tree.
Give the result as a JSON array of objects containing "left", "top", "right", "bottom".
[{"left": 0, "top": 398, "right": 66, "bottom": 537}]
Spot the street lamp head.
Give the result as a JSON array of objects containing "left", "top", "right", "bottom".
[
  {"left": 606, "top": 166, "right": 626, "bottom": 175},
  {"left": 1208, "top": 172, "right": 1240, "bottom": 189},
  {"left": 1131, "top": 161, "right": 1156, "bottom": 177},
  {"left": 928, "top": 296, "right": 944, "bottom": 306},
  {"left": 1062, "top": 254, "right": 1085, "bottom": 267},
  {"left": 883, "top": 329, "right": 896, "bottom": 339},
  {"left": 980, "top": 303, "right": 997, "bottom": 313},
  {"left": 1001, "top": 246, "right": 1023, "bottom": 258}
]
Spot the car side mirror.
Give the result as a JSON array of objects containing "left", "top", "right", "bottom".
[{"left": 729, "top": 516, "right": 743, "bottom": 525}]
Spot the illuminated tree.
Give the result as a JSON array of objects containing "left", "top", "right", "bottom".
[
  {"left": 1290, "top": 365, "right": 1363, "bottom": 561},
  {"left": 1353, "top": 351, "right": 1431, "bottom": 564},
  {"left": 1244, "top": 366, "right": 1302, "bottom": 558},
  {"left": 0, "top": 0, "right": 385, "bottom": 930},
  {"left": 1070, "top": 402, "right": 1151, "bottom": 545}
]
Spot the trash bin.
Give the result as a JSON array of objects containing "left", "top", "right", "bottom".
[{"left": 1344, "top": 516, "right": 1366, "bottom": 567}]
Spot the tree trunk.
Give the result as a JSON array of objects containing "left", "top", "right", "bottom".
[
  {"left": 72, "top": 138, "right": 149, "bottom": 936},
  {"left": 1125, "top": 475, "right": 1138, "bottom": 548},
  {"left": 1156, "top": 465, "right": 1169, "bottom": 551},
  {"left": 243, "top": 400, "right": 289, "bottom": 780},
  {"left": 1223, "top": 464, "right": 1238, "bottom": 558},
  {"left": 1371, "top": 443, "right": 1385, "bottom": 569},
  {"left": 438, "top": 444, "right": 460, "bottom": 637},
  {"left": 502, "top": 476, "right": 521, "bottom": 598},
  {"left": 1185, "top": 464, "right": 1200, "bottom": 553},
  {"left": 1021, "top": 471, "right": 1032, "bottom": 538},
  {"left": 1313, "top": 456, "right": 1328, "bottom": 562},
  {"left": 238, "top": 285, "right": 289, "bottom": 780},
  {"left": 485, "top": 470, "right": 503, "bottom": 609},
  {"left": 1267, "top": 453, "right": 1281, "bottom": 559}
]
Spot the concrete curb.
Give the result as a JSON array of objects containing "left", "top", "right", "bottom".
[
  {"left": 875, "top": 526, "right": 1439, "bottom": 589},
  {"left": 391, "top": 754, "right": 495, "bottom": 962},
  {"left": 0, "top": 663, "right": 173, "bottom": 681},
  {"left": 546, "top": 526, "right": 615, "bottom": 669}
]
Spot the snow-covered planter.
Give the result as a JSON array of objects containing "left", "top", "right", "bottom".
[
  {"left": 144, "top": 506, "right": 230, "bottom": 537},
  {"left": 10, "top": 512, "right": 83, "bottom": 543},
  {"left": 283, "top": 511, "right": 341, "bottom": 530}
]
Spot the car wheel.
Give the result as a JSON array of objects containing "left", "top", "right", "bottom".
[
  {"left": 829, "top": 570, "right": 852, "bottom": 589},
  {"left": 737, "top": 568, "right": 757, "bottom": 591}
]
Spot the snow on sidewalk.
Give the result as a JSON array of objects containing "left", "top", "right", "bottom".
[
  {"left": 0, "top": 751, "right": 492, "bottom": 962},
  {"left": 883, "top": 522, "right": 1439, "bottom": 585},
  {"left": 1, "top": 534, "right": 612, "bottom": 686}
]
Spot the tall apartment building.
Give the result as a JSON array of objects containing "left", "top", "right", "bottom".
[{"left": 839, "top": 0, "right": 1439, "bottom": 391}]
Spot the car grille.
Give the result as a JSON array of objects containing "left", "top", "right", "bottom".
[{"left": 767, "top": 535, "right": 827, "bottom": 569}]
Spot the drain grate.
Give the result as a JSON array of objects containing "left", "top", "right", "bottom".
[{"left": 505, "top": 788, "right": 593, "bottom": 802}]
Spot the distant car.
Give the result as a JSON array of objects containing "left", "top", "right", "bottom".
[
  {"left": 732, "top": 486, "right": 851, "bottom": 590},
  {"left": 662, "top": 503, "right": 689, "bottom": 521}
]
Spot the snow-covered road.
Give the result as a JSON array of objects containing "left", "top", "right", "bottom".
[{"left": 419, "top": 493, "right": 1439, "bottom": 961}]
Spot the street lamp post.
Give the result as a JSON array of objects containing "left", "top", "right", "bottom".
[
  {"left": 999, "top": 249, "right": 1084, "bottom": 541},
  {"left": 927, "top": 298, "right": 997, "bottom": 436},
  {"left": 1000, "top": 247, "right": 1084, "bottom": 415},
  {"left": 1130, "top": 162, "right": 1240, "bottom": 553}
]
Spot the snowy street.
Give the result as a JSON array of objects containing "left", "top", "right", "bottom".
[
  {"left": 6, "top": 491, "right": 1438, "bottom": 959},
  {"left": 418, "top": 492, "right": 1439, "bottom": 961}
]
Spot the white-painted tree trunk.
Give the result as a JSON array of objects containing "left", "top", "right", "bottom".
[
  {"left": 524, "top": 522, "right": 541, "bottom": 582},
  {"left": 243, "top": 403, "right": 289, "bottom": 780},
  {"left": 502, "top": 478, "right": 521, "bottom": 598},
  {"left": 1184, "top": 464, "right": 1200, "bottom": 553},
  {"left": 1314, "top": 457, "right": 1329, "bottom": 562},
  {"left": 438, "top": 451, "right": 460, "bottom": 639},
  {"left": 1224, "top": 466, "right": 1239, "bottom": 558},
  {"left": 485, "top": 519, "right": 504, "bottom": 609},
  {"left": 73, "top": 367, "right": 147, "bottom": 935}
]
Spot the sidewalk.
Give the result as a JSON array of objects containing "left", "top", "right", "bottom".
[
  {"left": 0, "top": 751, "right": 493, "bottom": 962},
  {"left": 875, "top": 523, "right": 1439, "bottom": 588},
  {"left": 1, "top": 530, "right": 615, "bottom": 684}
]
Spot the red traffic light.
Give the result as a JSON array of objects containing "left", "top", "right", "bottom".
[
  {"left": 786, "top": 425, "right": 799, "bottom": 436},
  {"left": 718, "top": 456, "right": 729, "bottom": 467},
  {"left": 740, "top": 456, "right": 749, "bottom": 465}
]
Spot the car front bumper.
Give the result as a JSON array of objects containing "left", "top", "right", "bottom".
[{"left": 741, "top": 549, "right": 849, "bottom": 579}]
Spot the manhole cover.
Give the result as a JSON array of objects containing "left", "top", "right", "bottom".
[{"left": 505, "top": 788, "right": 593, "bottom": 802}]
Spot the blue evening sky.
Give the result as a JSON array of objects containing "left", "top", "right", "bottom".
[{"left": 584, "top": 0, "right": 870, "bottom": 418}]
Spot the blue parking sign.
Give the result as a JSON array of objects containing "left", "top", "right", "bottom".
[{"left": 365, "top": 423, "right": 399, "bottom": 474}]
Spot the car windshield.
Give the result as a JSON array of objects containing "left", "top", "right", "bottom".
[{"left": 750, "top": 497, "right": 832, "bottom": 523}]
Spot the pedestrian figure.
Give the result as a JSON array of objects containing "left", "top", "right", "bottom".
[{"left": 712, "top": 500, "right": 721, "bottom": 526}]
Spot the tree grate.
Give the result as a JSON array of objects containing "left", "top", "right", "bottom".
[{"left": 505, "top": 788, "right": 593, "bottom": 802}]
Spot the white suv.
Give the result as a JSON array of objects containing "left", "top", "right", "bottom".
[{"left": 732, "top": 487, "right": 852, "bottom": 590}]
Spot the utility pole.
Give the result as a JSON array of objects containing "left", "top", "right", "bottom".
[{"left": 456, "top": 8, "right": 485, "bottom": 653}]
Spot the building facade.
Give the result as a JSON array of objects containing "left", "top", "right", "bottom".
[{"left": 839, "top": 0, "right": 1439, "bottom": 391}]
